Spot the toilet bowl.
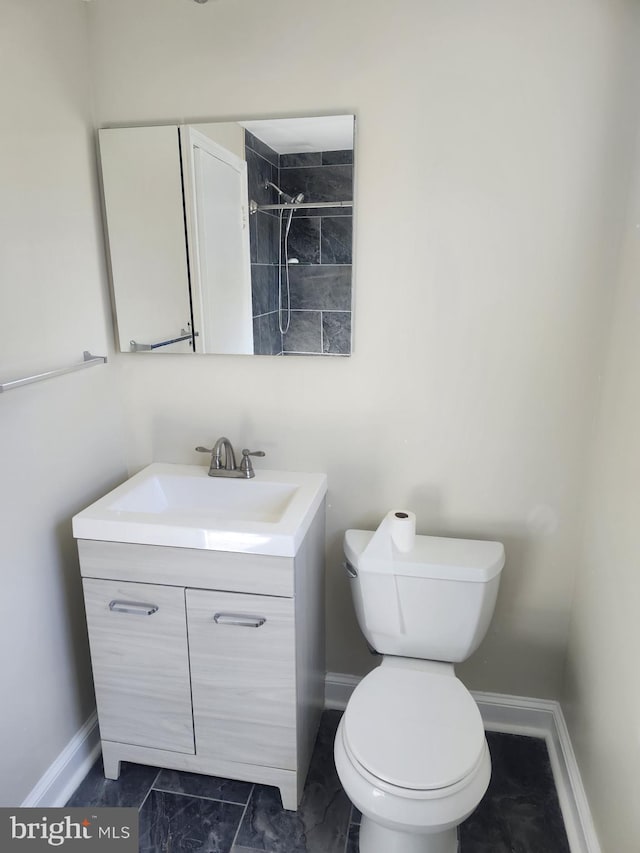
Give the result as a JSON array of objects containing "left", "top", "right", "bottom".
[
  {"left": 334, "top": 657, "right": 490, "bottom": 853},
  {"left": 336, "top": 525, "right": 505, "bottom": 853}
]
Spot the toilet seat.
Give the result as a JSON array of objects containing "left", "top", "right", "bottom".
[{"left": 342, "top": 664, "right": 485, "bottom": 792}]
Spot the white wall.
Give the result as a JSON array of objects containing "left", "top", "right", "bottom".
[
  {"left": 89, "top": 0, "right": 636, "bottom": 700},
  {"left": 0, "top": 0, "right": 128, "bottom": 805},
  {"left": 562, "top": 116, "right": 640, "bottom": 852}
]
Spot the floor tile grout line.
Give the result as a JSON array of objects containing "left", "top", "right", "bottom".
[
  {"left": 341, "top": 818, "right": 351, "bottom": 853},
  {"left": 341, "top": 802, "right": 358, "bottom": 853},
  {"left": 150, "top": 786, "right": 251, "bottom": 807},
  {"left": 137, "top": 768, "right": 163, "bottom": 813},
  {"left": 229, "top": 783, "right": 255, "bottom": 852}
]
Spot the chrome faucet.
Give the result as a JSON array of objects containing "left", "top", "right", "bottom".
[
  {"left": 195, "top": 437, "right": 265, "bottom": 479},
  {"left": 212, "top": 436, "right": 237, "bottom": 472}
]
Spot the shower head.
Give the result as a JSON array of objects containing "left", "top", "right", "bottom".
[{"left": 265, "top": 181, "right": 304, "bottom": 205}]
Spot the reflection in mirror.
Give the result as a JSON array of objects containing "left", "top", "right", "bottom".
[
  {"left": 98, "top": 115, "right": 355, "bottom": 356},
  {"left": 182, "top": 124, "right": 253, "bottom": 354},
  {"left": 99, "top": 125, "right": 194, "bottom": 354}
]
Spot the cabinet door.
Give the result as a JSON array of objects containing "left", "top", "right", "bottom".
[
  {"left": 187, "top": 589, "right": 296, "bottom": 769},
  {"left": 83, "top": 578, "right": 194, "bottom": 753}
]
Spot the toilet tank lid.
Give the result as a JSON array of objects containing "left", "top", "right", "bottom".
[{"left": 344, "top": 529, "right": 505, "bottom": 583}]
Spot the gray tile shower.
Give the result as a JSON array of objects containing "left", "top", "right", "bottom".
[{"left": 246, "top": 132, "right": 353, "bottom": 356}]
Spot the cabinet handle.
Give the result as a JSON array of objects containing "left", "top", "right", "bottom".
[
  {"left": 213, "top": 612, "right": 266, "bottom": 628},
  {"left": 108, "top": 600, "right": 159, "bottom": 616}
]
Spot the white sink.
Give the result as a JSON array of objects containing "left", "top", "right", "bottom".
[
  {"left": 72, "top": 463, "right": 327, "bottom": 557},
  {"left": 108, "top": 473, "right": 298, "bottom": 521}
]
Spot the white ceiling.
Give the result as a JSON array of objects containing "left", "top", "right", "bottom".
[{"left": 239, "top": 115, "right": 354, "bottom": 155}]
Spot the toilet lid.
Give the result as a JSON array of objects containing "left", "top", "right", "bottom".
[{"left": 343, "top": 666, "right": 485, "bottom": 791}]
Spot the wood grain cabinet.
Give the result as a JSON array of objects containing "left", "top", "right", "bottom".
[
  {"left": 82, "top": 578, "right": 194, "bottom": 754},
  {"left": 187, "top": 589, "right": 296, "bottom": 769},
  {"left": 78, "top": 505, "right": 325, "bottom": 810}
]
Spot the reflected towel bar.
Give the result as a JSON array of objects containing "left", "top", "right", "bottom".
[
  {"left": 130, "top": 330, "right": 199, "bottom": 352},
  {"left": 0, "top": 351, "right": 107, "bottom": 394}
]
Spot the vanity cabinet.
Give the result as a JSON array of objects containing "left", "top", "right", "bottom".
[{"left": 77, "top": 505, "right": 325, "bottom": 811}]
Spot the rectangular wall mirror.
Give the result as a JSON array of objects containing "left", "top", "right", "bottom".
[{"left": 98, "top": 115, "right": 355, "bottom": 356}]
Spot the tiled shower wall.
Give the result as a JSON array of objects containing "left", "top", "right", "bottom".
[
  {"left": 279, "top": 151, "right": 353, "bottom": 355},
  {"left": 246, "top": 131, "right": 282, "bottom": 355},
  {"left": 246, "top": 132, "right": 353, "bottom": 356}
]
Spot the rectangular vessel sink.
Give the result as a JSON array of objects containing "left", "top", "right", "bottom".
[{"left": 72, "top": 463, "right": 327, "bottom": 557}]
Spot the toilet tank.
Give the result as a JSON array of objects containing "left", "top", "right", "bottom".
[{"left": 344, "top": 529, "right": 504, "bottom": 662}]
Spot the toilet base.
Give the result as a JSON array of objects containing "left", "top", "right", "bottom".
[{"left": 359, "top": 815, "right": 458, "bottom": 853}]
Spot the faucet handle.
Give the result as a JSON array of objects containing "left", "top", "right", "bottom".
[
  {"left": 240, "top": 449, "right": 265, "bottom": 478},
  {"left": 195, "top": 446, "right": 213, "bottom": 453}
]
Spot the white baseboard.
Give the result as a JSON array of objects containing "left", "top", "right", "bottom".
[
  {"left": 21, "top": 711, "right": 101, "bottom": 808},
  {"left": 325, "top": 673, "right": 601, "bottom": 853},
  {"left": 325, "top": 671, "right": 361, "bottom": 710}
]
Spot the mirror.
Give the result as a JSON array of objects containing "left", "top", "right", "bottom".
[{"left": 98, "top": 115, "right": 355, "bottom": 356}]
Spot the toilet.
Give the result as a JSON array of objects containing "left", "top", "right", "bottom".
[{"left": 334, "top": 525, "right": 505, "bottom": 853}]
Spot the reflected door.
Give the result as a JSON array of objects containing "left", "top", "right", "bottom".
[{"left": 182, "top": 128, "right": 253, "bottom": 354}]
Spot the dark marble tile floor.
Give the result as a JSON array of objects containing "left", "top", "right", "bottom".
[{"left": 67, "top": 712, "right": 571, "bottom": 853}]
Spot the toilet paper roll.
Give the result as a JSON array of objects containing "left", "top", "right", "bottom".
[{"left": 388, "top": 509, "right": 416, "bottom": 553}]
